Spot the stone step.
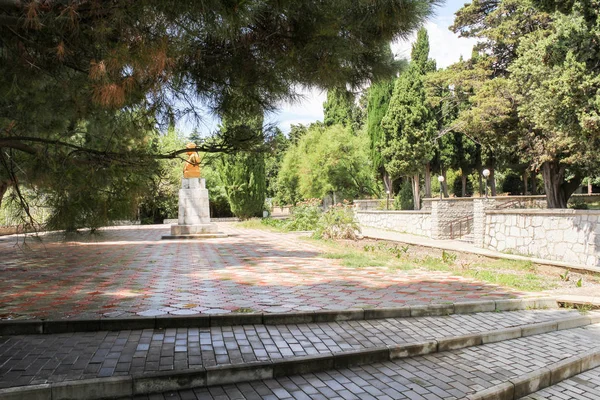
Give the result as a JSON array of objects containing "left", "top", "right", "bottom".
[
  {"left": 0, "top": 309, "right": 597, "bottom": 400},
  {"left": 124, "top": 323, "right": 600, "bottom": 400},
  {"left": 0, "top": 297, "right": 559, "bottom": 336},
  {"left": 518, "top": 364, "right": 600, "bottom": 399}
]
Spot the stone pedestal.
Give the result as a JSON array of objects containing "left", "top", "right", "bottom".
[{"left": 162, "top": 178, "right": 227, "bottom": 239}]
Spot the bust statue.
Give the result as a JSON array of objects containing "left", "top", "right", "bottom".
[{"left": 183, "top": 142, "right": 201, "bottom": 178}]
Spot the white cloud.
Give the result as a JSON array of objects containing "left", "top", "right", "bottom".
[{"left": 269, "top": 87, "right": 327, "bottom": 133}]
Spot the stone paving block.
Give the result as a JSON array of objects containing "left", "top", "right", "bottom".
[
  {"left": 100, "top": 318, "right": 155, "bottom": 332},
  {"left": 0, "top": 384, "right": 51, "bottom": 400},
  {"left": 155, "top": 316, "right": 210, "bottom": 329},
  {"left": 495, "top": 299, "right": 524, "bottom": 311},
  {"left": 521, "top": 321, "right": 558, "bottom": 337},
  {"left": 133, "top": 369, "right": 207, "bottom": 395},
  {"left": 534, "top": 298, "right": 558, "bottom": 310},
  {"left": 209, "top": 314, "right": 262, "bottom": 327},
  {"left": 312, "top": 310, "right": 364, "bottom": 323},
  {"left": 332, "top": 348, "right": 388, "bottom": 369},
  {"left": 43, "top": 319, "right": 101, "bottom": 334},
  {"left": 262, "top": 312, "right": 314, "bottom": 325},
  {"left": 272, "top": 354, "right": 335, "bottom": 377},
  {"left": 51, "top": 376, "right": 132, "bottom": 400},
  {"left": 388, "top": 340, "right": 437, "bottom": 359},
  {"left": 580, "top": 349, "right": 600, "bottom": 371},
  {"left": 548, "top": 355, "right": 582, "bottom": 385},
  {"left": 556, "top": 315, "right": 589, "bottom": 330},
  {"left": 437, "top": 333, "right": 482, "bottom": 352},
  {"left": 466, "top": 382, "right": 514, "bottom": 400},
  {"left": 510, "top": 367, "right": 551, "bottom": 398},
  {"left": 0, "top": 321, "right": 43, "bottom": 335},
  {"left": 410, "top": 303, "right": 454, "bottom": 317},
  {"left": 454, "top": 301, "right": 496, "bottom": 314},
  {"left": 363, "top": 307, "right": 411, "bottom": 320},
  {"left": 205, "top": 362, "right": 273, "bottom": 387},
  {"left": 481, "top": 327, "right": 522, "bottom": 344}
]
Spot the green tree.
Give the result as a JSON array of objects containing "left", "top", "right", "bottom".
[
  {"left": 276, "top": 124, "right": 376, "bottom": 202},
  {"left": 323, "top": 88, "right": 356, "bottom": 128},
  {"left": 367, "top": 77, "right": 394, "bottom": 193},
  {"left": 219, "top": 151, "right": 266, "bottom": 219},
  {"left": 381, "top": 28, "right": 436, "bottom": 209},
  {"left": 509, "top": 8, "right": 600, "bottom": 207},
  {"left": 1, "top": 0, "right": 438, "bottom": 222}
]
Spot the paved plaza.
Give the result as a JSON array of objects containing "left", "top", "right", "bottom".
[{"left": 0, "top": 224, "right": 524, "bottom": 321}]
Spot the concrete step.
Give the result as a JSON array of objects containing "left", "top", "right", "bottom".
[
  {"left": 124, "top": 323, "right": 600, "bottom": 400},
  {"left": 518, "top": 365, "right": 600, "bottom": 399},
  {"left": 0, "top": 308, "right": 597, "bottom": 400}
]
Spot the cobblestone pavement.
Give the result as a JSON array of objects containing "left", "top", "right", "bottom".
[
  {"left": 520, "top": 366, "right": 600, "bottom": 399},
  {"left": 0, "top": 225, "right": 524, "bottom": 320},
  {"left": 129, "top": 324, "right": 600, "bottom": 400},
  {"left": 0, "top": 309, "right": 576, "bottom": 389}
]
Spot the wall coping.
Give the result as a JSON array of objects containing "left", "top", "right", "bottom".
[
  {"left": 425, "top": 195, "right": 548, "bottom": 202},
  {"left": 353, "top": 199, "right": 384, "bottom": 203},
  {"left": 356, "top": 210, "right": 431, "bottom": 215},
  {"left": 487, "top": 209, "right": 600, "bottom": 216}
]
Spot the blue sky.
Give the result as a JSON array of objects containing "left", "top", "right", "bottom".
[{"left": 180, "top": 0, "right": 477, "bottom": 136}]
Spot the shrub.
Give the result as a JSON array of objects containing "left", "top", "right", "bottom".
[
  {"left": 502, "top": 172, "right": 524, "bottom": 195},
  {"left": 394, "top": 180, "right": 413, "bottom": 210},
  {"left": 313, "top": 202, "right": 360, "bottom": 240},
  {"left": 285, "top": 199, "right": 322, "bottom": 231}
]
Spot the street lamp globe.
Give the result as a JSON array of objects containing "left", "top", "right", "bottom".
[
  {"left": 437, "top": 176, "right": 445, "bottom": 183},
  {"left": 482, "top": 169, "right": 490, "bottom": 178}
]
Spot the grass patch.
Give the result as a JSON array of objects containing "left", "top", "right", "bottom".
[
  {"left": 323, "top": 252, "right": 387, "bottom": 268},
  {"left": 307, "top": 237, "right": 558, "bottom": 292},
  {"left": 236, "top": 218, "right": 287, "bottom": 232}
]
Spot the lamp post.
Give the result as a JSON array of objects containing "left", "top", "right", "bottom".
[
  {"left": 437, "top": 176, "right": 444, "bottom": 200},
  {"left": 386, "top": 190, "right": 390, "bottom": 210},
  {"left": 482, "top": 169, "right": 490, "bottom": 198}
]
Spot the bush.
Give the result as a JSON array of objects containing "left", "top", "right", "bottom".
[
  {"left": 394, "top": 180, "right": 413, "bottom": 210},
  {"left": 502, "top": 172, "right": 524, "bottom": 195},
  {"left": 313, "top": 202, "right": 360, "bottom": 240},
  {"left": 285, "top": 199, "right": 322, "bottom": 231},
  {"left": 569, "top": 198, "right": 589, "bottom": 209}
]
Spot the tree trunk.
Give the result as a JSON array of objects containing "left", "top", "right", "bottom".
[
  {"left": 490, "top": 167, "right": 497, "bottom": 197},
  {"left": 383, "top": 172, "right": 392, "bottom": 195},
  {"left": 461, "top": 172, "right": 467, "bottom": 197},
  {"left": 0, "top": 180, "right": 9, "bottom": 209},
  {"left": 523, "top": 171, "right": 529, "bottom": 195},
  {"left": 442, "top": 169, "right": 449, "bottom": 198},
  {"left": 541, "top": 160, "right": 582, "bottom": 208},
  {"left": 424, "top": 163, "right": 431, "bottom": 198},
  {"left": 412, "top": 174, "right": 420, "bottom": 210},
  {"left": 588, "top": 178, "right": 593, "bottom": 195},
  {"left": 531, "top": 173, "right": 537, "bottom": 194}
]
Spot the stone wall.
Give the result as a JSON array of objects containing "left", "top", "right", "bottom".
[
  {"left": 355, "top": 210, "right": 431, "bottom": 237},
  {"left": 353, "top": 199, "right": 384, "bottom": 210},
  {"left": 423, "top": 195, "right": 548, "bottom": 211},
  {"left": 429, "top": 199, "right": 474, "bottom": 239},
  {"left": 484, "top": 209, "right": 600, "bottom": 267}
]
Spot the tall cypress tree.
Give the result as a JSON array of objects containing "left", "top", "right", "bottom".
[
  {"left": 381, "top": 28, "right": 436, "bottom": 209},
  {"left": 218, "top": 114, "right": 266, "bottom": 219},
  {"left": 323, "top": 88, "right": 356, "bottom": 128}
]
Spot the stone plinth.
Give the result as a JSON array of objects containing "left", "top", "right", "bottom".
[{"left": 162, "top": 178, "right": 227, "bottom": 240}]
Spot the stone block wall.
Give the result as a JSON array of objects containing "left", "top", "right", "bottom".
[
  {"left": 355, "top": 211, "right": 431, "bottom": 237},
  {"left": 430, "top": 199, "right": 474, "bottom": 239},
  {"left": 484, "top": 209, "right": 600, "bottom": 267},
  {"left": 353, "top": 199, "right": 385, "bottom": 210}
]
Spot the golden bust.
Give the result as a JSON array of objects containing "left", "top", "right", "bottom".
[{"left": 183, "top": 142, "right": 201, "bottom": 178}]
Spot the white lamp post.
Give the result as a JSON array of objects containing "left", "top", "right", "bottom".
[
  {"left": 386, "top": 190, "right": 390, "bottom": 210},
  {"left": 437, "top": 176, "right": 444, "bottom": 200},
  {"left": 482, "top": 169, "right": 491, "bottom": 198}
]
